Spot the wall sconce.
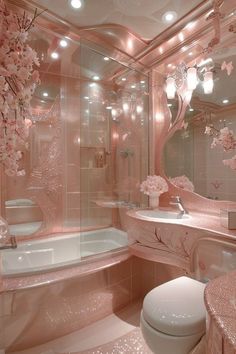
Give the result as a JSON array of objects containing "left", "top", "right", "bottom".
[
  {"left": 165, "top": 61, "right": 214, "bottom": 99},
  {"left": 187, "top": 67, "right": 198, "bottom": 90},
  {"left": 166, "top": 77, "right": 176, "bottom": 99},
  {"left": 203, "top": 71, "right": 214, "bottom": 94}
]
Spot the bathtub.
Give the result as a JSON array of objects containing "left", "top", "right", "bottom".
[{"left": 2, "top": 227, "right": 128, "bottom": 276}]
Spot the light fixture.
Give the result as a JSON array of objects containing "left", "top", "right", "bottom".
[
  {"left": 203, "top": 71, "right": 213, "bottom": 94},
  {"left": 103, "top": 57, "right": 110, "bottom": 61},
  {"left": 131, "top": 84, "right": 136, "bottom": 89},
  {"left": 189, "top": 108, "right": 194, "bottom": 112},
  {"left": 89, "top": 83, "right": 96, "bottom": 87},
  {"left": 106, "top": 106, "right": 112, "bottom": 110},
  {"left": 84, "top": 96, "right": 89, "bottom": 100},
  {"left": 92, "top": 75, "right": 100, "bottom": 81},
  {"left": 122, "top": 102, "right": 129, "bottom": 112},
  {"left": 136, "top": 105, "right": 143, "bottom": 114},
  {"left": 187, "top": 67, "right": 197, "bottom": 90},
  {"left": 140, "top": 80, "right": 145, "bottom": 84},
  {"left": 222, "top": 99, "right": 229, "bottom": 104},
  {"left": 70, "top": 0, "right": 82, "bottom": 9},
  {"left": 167, "top": 103, "right": 172, "bottom": 107},
  {"left": 121, "top": 78, "right": 126, "bottom": 81},
  {"left": 51, "top": 52, "right": 59, "bottom": 59},
  {"left": 42, "top": 92, "right": 48, "bottom": 97},
  {"left": 188, "top": 52, "right": 193, "bottom": 56},
  {"left": 165, "top": 77, "right": 176, "bottom": 99},
  {"left": 60, "top": 39, "right": 68, "bottom": 48},
  {"left": 162, "top": 11, "right": 177, "bottom": 24}
]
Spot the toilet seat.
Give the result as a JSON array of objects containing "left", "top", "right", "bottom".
[{"left": 142, "top": 276, "right": 206, "bottom": 336}]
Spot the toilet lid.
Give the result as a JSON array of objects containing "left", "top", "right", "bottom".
[{"left": 142, "top": 276, "right": 206, "bottom": 336}]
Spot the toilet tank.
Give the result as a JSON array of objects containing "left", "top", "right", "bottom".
[{"left": 190, "top": 237, "right": 236, "bottom": 283}]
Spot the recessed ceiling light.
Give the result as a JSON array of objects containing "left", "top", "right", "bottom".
[
  {"left": 131, "top": 84, "right": 136, "bottom": 88},
  {"left": 92, "top": 75, "right": 100, "bottom": 81},
  {"left": 162, "top": 11, "right": 177, "bottom": 24},
  {"left": 140, "top": 80, "right": 145, "bottom": 84},
  {"left": 106, "top": 106, "right": 112, "bottom": 110},
  {"left": 103, "top": 57, "right": 110, "bottom": 61},
  {"left": 51, "top": 52, "right": 59, "bottom": 59},
  {"left": 188, "top": 52, "right": 193, "bottom": 56},
  {"left": 84, "top": 96, "right": 89, "bottom": 100},
  {"left": 121, "top": 78, "right": 126, "bottom": 81},
  {"left": 222, "top": 99, "right": 229, "bottom": 104},
  {"left": 70, "top": 0, "right": 82, "bottom": 9},
  {"left": 89, "top": 83, "right": 96, "bottom": 87},
  {"left": 167, "top": 64, "right": 172, "bottom": 68},
  {"left": 60, "top": 39, "right": 68, "bottom": 48},
  {"left": 167, "top": 103, "right": 172, "bottom": 107},
  {"left": 189, "top": 108, "right": 194, "bottom": 112},
  {"left": 185, "top": 21, "right": 196, "bottom": 30},
  {"left": 42, "top": 92, "right": 48, "bottom": 97}
]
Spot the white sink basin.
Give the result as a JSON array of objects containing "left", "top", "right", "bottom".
[{"left": 136, "top": 210, "right": 190, "bottom": 220}]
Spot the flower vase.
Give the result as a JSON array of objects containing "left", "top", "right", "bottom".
[{"left": 149, "top": 192, "right": 159, "bottom": 209}]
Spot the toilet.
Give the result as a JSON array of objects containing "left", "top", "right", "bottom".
[{"left": 140, "top": 276, "right": 206, "bottom": 354}]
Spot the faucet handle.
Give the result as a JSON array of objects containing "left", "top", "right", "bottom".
[{"left": 170, "top": 195, "right": 181, "bottom": 203}]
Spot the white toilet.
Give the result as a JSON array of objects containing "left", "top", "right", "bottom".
[{"left": 141, "top": 276, "right": 206, "bottom": 354}]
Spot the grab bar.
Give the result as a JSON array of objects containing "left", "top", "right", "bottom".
[{"left": 0, "top": 236, "right": 17, "bottom": 250}]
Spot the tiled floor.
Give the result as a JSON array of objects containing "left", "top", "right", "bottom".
[{"left": 12, "top": 302, "right": 152, "bottom": 354}]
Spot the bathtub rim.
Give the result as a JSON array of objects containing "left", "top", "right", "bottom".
[
  {"left": 1, "top": 247, "right": 131, "bottom": 293},
  {"left": 2, "top": 227, "right": 130, "bottom": 278}
]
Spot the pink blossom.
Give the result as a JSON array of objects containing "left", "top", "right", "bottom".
[
  {"left": 170, "top": 175, "right": 194, "bottom": 192},
  {"left": 0, "top": 0, "right": 40, "bottom": 176},
  {"left": 223, "top": 155, "right": 236, "bottom": 170},
  {"left": 140, "top": 175, "right": 168, "bottom": 196}
]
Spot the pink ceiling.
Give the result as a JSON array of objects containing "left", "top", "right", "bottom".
[{"left": 32, "top": 0, "right": 204, "bottom": 40}]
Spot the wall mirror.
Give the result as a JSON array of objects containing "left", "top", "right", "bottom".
[{"left": 163, "top": 26, "right": 236, "bottom": 202}]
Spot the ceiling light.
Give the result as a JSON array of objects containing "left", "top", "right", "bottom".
[
  {"left": 92, "top": 75, "right": 100, "bottom": 81},
  {"left": 51, "top": 52, "right": 59, "bottom": 59},
  {"left": 167, "top": 103, "right": 172, "bottom": 107},
  {"left": 188, "top": 52, "right": 193, "bottom": 56},
  {"left": 84, "top": 96, "right": 89, "bottom": 100},
  {"left": 70, "top": 0, "right": 82, "bottom": 9},
  {"left": 89, "top": 83, "right": 96, "bottom": 87},
  {"left": 121, "top": 78, "right": 126, "bottom": 81},
  {"left": 185, "top": 21, "right": 196, "bottom": 30},
  {"left": 60, "top": 39, "right": 68, "bottom": 48},
  {"left": 140, "top": 80, "right": 145, "bottom": 84},
  {"left": 131, "top": 84, "right": 136, "bottom": 88},
  {"left": 42, "top": 92, "right": 48, "bottom": 97},
  {"left": 189, "top": 108, "right": 194, "bottom": 112},
  {"left": 222, "top": 99, "right": 229, "bottom": 104},
  {"left": 103, "top": 57, "right": 110, "bottom": 61},
  {"left": 162, "top": 11, "right": 177, "bottom": 24},
  {"left": 106, "top": 106, "right": 112, "bottom": 110}
]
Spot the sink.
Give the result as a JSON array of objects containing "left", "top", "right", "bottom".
[{"left": 136, "top": 210, "right": 191, "bottom": 220}]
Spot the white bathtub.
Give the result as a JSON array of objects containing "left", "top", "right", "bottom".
[{"left": 1, "top": 227, "right": 128, "bottom": 276}]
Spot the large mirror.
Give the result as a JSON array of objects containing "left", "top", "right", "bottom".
[{"left": 163, "top": 35, "right": 236, "bottom": 202}]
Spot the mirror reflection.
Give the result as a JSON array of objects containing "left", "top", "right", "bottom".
[{"left": 164, "top": 44, "right": 236, "bottom": 201}]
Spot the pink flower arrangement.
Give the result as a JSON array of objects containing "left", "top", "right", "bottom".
[
  {"left": 140, "top": 175, "right": 168, "bottom": 196},
  {"left": 223, "top": 155, "right": 236, "bottom": 170},
  {"left": 0, "top": 0, "right": 41, "bottom": 176},
  {"left": 170, "top": 175, "right": 194, "bottom": 192},
  {"left": 205, "top": 126, "right": 236, "bottom": 152}
]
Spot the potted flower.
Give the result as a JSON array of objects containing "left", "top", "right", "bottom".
[{"left": 140, "top": 175, "right": 168, "bottom": 209}]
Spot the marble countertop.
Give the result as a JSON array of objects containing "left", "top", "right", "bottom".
[
  {"left": 204, "top": 270, "right": 236, "bottom": 351},
  {"left": 127, "top": 208, "right": 236, "bottom": 239}
]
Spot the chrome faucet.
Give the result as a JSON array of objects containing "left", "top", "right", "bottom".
[
  {"left": 0, "top": 236, "right": 17, "bottom": 250},
  {"left": 170, "top": 196, "right": 189, "bottom": 215}
]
